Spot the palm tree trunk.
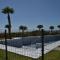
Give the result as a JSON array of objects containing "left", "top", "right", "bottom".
[
  {"left": 59, "top": 28, "right": 60, "bottom": 34},
  {"left": 59, "top": 28, "right": 60, "bottom": 31},
  {"left": 7, "top": 13, "right": 11, "bottom": 39},
  {"left": 51, "top": 29, "right": 52, "bottom": 32},
  {"left": 39, "top": 28, "right": 40, "bottom": 35},
  {"left": 22, "top": 29, "right": 24, "bottom": 37}
]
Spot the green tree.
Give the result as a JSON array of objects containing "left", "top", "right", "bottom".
[
  {"left": 57, "top": 25, "right": 60, "bottom": 30},
  {"left": 19, "top": 25, "right": 27, "bottom": 37},
  {"left": 2, "top": 6, "right": 14, "bottom": 39},
  {"left": 5, "top": 24, "right": 9, "bottom": 31},
  {"left": 37, "top": 25, "right": 43, "bottom": 31},
  {"left": 37, "top": 25, "right": 43, "bottom": 35},
  {"left": 49, "top": 26, "right": 54, "bottom": 32},
  {"left": 5, "top": 24, "right": 9, "bottom": 33}
]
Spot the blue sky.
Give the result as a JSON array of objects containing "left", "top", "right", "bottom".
[{"left": 0, "top": 0, "right": 60, "bottom": 31}]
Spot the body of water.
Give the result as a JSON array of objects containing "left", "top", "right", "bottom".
[{"left": 0, "top": 35, "right": 60, "bottom": 48}]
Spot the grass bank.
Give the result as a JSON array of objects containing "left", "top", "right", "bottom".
[
  {"left": 0, "top": 49, "right": 60, "bottom": 60},
  {"left": 0, "top": 49, "right": 33, "bottom": 60},
  {"left": 39, "top": 50, "right": 60, "bottom": 60}
]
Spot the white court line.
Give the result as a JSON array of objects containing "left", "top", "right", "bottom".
[{"left": 0, "top": 40, "right": 60, "bottom": 59}]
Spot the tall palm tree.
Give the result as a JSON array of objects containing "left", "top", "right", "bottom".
[
  {"left": 2, "top": 6, "right": 14, "bottom": 39},
  {"left": 37, "top": 25, "right": 43, "bottom": 31},
  {"left": 49, "top": 26, "right": 54, "bottom": 32},
  {"left": 19, "top": 25, "right": 27, "bottom": 37},
  {"left": 57, "top": 25, "right": 60, "bottom": 30}
]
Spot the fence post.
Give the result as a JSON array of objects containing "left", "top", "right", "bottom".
[
  {"left": 41, "top": 29, "right": 44, "bottom": 60},
  {"left": 5, "top": 30, "right": 8, "bottom": 60}
]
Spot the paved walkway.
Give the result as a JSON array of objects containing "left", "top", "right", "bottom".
[{"left": 0, "top": 40, "right": 60, "bottom": 59}]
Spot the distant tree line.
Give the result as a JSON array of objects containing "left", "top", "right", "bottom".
[{"left": 0, "top": 24, "right": 60, "bottom": 39}]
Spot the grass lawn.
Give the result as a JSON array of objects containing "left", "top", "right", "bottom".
[
  {"left": 0, "top": 49, "right": 34, "bottom": 60},
  {"left": 39, "top": 50, "right": 60, "bottom": 60},
  {"left": 0, "top": 49, "right": 60, "bottom": 60}
]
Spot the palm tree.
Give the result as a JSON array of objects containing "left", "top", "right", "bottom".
[
  {"left": 19, "top": 25, "right": 27, "bottom": 37},
  {"left": 5, "top": 24, "right": 9, "bottom": 28},
  {"left": 57, "top": 25, "right": 60, "bottom": 30},
  {"left": 49, "top": 26, "right": 54, "bottom": 32},
  {"left": 37, "top": 25, "right": 43, "bottom": 35},
  {"left": 37, "top": 25, "right": 43, "bottom": 31},
  {"left": 2, "top": 6, "right": 14, "bottom": 39},
  {"left": 5, "top": 24, "right": 9, "bottom": 32}
]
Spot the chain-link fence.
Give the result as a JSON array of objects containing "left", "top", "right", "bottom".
[{"left": 0, "top": 28, "right": 60, "bottom": 60}]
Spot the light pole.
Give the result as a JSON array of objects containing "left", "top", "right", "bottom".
[
  {"left": 41, "top": 29, "right": 44, "bottom": 60},
  {"left": 5, "top": 29, "right": 8, "bottom": 60}
]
